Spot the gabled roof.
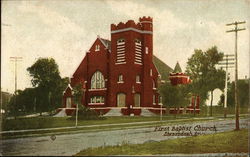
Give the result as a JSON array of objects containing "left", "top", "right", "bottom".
[
  {"left": 173, "top": 62, "right": 182, "bottom": 73},
  {"left": 99, "top": 38, "right": 111, "bottom": 50},
  {"left": 153, "top": 56, "right": 173, "bottom": 81}
]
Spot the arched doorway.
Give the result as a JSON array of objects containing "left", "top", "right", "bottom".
[
  {"left": 117, "top": 93, "right": 126, "bottom": 107},
  {"left": 134, "top": 93, "right": 140, "bottom": 107}
]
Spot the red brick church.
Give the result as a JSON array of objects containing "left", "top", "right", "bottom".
[{"left": 61, "top": 16, "right": 168, "bottom": 116}]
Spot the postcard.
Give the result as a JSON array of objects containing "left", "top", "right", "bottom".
[{"left": 1, "top": 0, "right": 249, "bottom": 156}]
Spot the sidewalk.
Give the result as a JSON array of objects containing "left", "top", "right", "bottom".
[
  {"left": 1, "top": 115, "right": 239, "bottom": 135},
  {"left": 0, "top": 114, "right": 247, "bottom": 135}
]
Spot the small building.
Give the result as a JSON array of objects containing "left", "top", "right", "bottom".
[
  {"left": 169, "top": 62, "right": 200, "bottom": 114},
  {"left": 169, "top": 62, "right": 191, "bottom": 86}
]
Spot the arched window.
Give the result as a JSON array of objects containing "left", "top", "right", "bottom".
[
  {"left": 152, "top": 80, "right": 156, "bottom": 89},
  {"left": 95, "top": 45, "right": 100, "bottom": 51},
  {"left": 91, "top": 71, "right": 105, "bottom": 89},
  {"left": 153, "top": 95, "right": 156, "bottom": 104},
  {"left": 117, "top": 93, "right": 126, "bottom": 107},
  {"left": 136, "top": 75, "right": 140, "bottom": 83},
  {"left": 135, "top": 39, "right": 142, "bottom": 65},
  {"left": 66, "top": 97, "right": 71, "bottom": 108},
  {"left": 134, "top": 93, "right": 140, "bottom": 107},
  {"left": 116, "top": 38, "right": 126, "bottom": 64},
  {"left": 159, "top": 95, "right": 162, "bottom": 104},
  {"left": 90, "top": 96, "right": 104, "bottom": 103},
  {"left": 118, "top": 74, "right": 124, "bottom": 83}
]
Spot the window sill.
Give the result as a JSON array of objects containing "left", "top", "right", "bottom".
[
  {"left": 88, "top": 103, "right": 105, "bottom": 105},
  {"left": 89, "top": 88, "right": 107, "bottom": 91},
  {"left": 118, "top": 81, "right": 124, "bottom": 84},
  {"left": 136, "top": 82, "right": 141, "bottom": 84}
]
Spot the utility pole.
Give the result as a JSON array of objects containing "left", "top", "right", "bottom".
[
  {"left": 218, "top": 54, "right": 235, "bottom": 118},
  {"left": 160, "top": 103, "right": 163, "bottom": 121},
  {"left": 10, "top": 57, "right": 23, "bottom": 94},
  {"left": 10, "top": 57, "right": 22, "bottom": 118},
  {"left": 75, "top": 103, "right": 78, "bottom": 128},
  {"left": 226, "top": 21, "right": 246, "bottom": 130}
]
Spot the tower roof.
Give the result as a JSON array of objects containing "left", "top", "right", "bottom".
[{"left": 173, "top": 62, "right": 182, "bottom": 73}]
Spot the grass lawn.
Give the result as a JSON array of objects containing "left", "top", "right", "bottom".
[
  {"left": 2, "top": 114, "right": 210, "bottom": 131},
  {"left": 2, "top": 115, "right": 218, "bottom": 139},
  {"left": 75, "top": 129, "right": 249, "bottom": 156},
  {"left": 3, "top": 113, "right": 248, "bottom": 131}
]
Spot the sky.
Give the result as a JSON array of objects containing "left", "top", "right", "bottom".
[{"left": 2, "top": 0, "right": 250, "bottom": 95}]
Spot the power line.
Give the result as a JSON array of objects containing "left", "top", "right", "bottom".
[
  {"left": 218, "top": 54, "right": 235, "bottom": 118},
  {"left": 226, "top": 21, "right": 246, "bottom": 130}
]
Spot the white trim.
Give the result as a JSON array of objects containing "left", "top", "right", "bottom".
[
  {"left": 117, "top": 42, "right": 125, "bottom": 46},
  {"left": 117, "top": 54, "right": 125, "bottom": 57},
  {"left": 88, "top": 103, "right": 105, "bottom": 105},
  {"left": 63, "top": 83, "right": 72, "bottom": 95},
  {"left": 135, "top": 55, "right": 142, "bottom": 59},
  {"left": 111, "top": 27, "right": 153, "bottom": 34},
  {"left": 135, "top": 42, "right": 142, "bottom": 46},
  {"left": 135, "top": 48, "right": 142, "bottom": 51},
  {"left": 132, "top": 107, "right": 141, "bottom": 109},
  {"left": 115, "top": 62, "right": 126, "bottom": 65},
  {"left": 117, "top": 56, "right": 125, "bottom": 59},
  {"left": 140, "top": 21, "right": 152, "bottom": 24},
  {"left": 186, "top": 108, "right": 200, "bottom": 111},
  {"left": 117, "top": 48, "right": 125, "bottom": 51},
  {"left": 87, "top": 107, "right": 166, "bottom": 110},
  {"left": 169, "top": 75, "right": 189, "bottom": 78},
  {"left": 145, "top": 47, "right": 149, "bottom": 54},
  {"left": 117, "top": 45, "right": 125, "bottom": 48},
  {"left": 134, "top": 62, "right": 143, "bottom": 65},
  {"left": 117, "top": 51, "right": 125, "bottom": 54},
  {"left": 117, "top": 59, "right": 126, "bottom": 62},
  {"left": 136, "top": 82, "right": 141, "bottom": 84},
  {"left": 88, "top": 88, "right": 107, "bottom": 91},
  {"left": 98, "top": 38, "right": 109, "bottom": 49}
]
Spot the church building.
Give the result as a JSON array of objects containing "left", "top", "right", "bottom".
[{"left": 62, "top": 16, "right": 168, "bottom": 116}]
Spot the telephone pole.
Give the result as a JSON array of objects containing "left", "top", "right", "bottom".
[
  {"left": 218, "top": 54, "right": 235, "bottom": 118},
  {"left": 226, "top": 21, "right": 246, "bottom": 130},
  {"left": 10, "top": 57, "right": 23, "bottom": 94},
  {"left": 10, "top": 57, "right": 22, "bottom": 118}
]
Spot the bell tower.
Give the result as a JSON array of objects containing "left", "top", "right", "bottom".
[{"left": 140, "top": 16, "right": 154, "bottom": 107}]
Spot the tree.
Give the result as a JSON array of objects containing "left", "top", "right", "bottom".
[
  {"left": 186, "top": 46, "right": 225, "bottom": 116},
  {"left": 219, "top": 79, "right": 249, "bottom": 108},
  {"left": 72, "top": 83, "right": 84, "bottom": 106},
  {"left": 7, "top": 90, "right": 22, "bottom": 118},
  {"left": 159, "top": 82, "right": 190, "bottom": 110},
  {"left": 27, "top": 58, "right": 68, "bottom": 114}
]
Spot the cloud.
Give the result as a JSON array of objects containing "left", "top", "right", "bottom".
[{"left": 2, "top": 0, "right": 249, "bottom": 93}]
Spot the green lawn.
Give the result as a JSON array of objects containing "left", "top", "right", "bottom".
[
  {"left": 2, "top": 116, "right": 169, "bottom": 131},
  {"left": 3, "top": 112, "right": 248, "bottom": 131},
  {"left": 1, "top": 114, "right": 209, "bottom": 131},
  {"left": 75, "top": 129, "right": 249, "bottom": 156},
  {"left": 2, "top": 116, "right": 219, "bottom": 139}
]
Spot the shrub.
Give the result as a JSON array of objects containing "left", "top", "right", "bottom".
[{"left": 68, "top": 105, "right": 106, "bottom": 120}]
